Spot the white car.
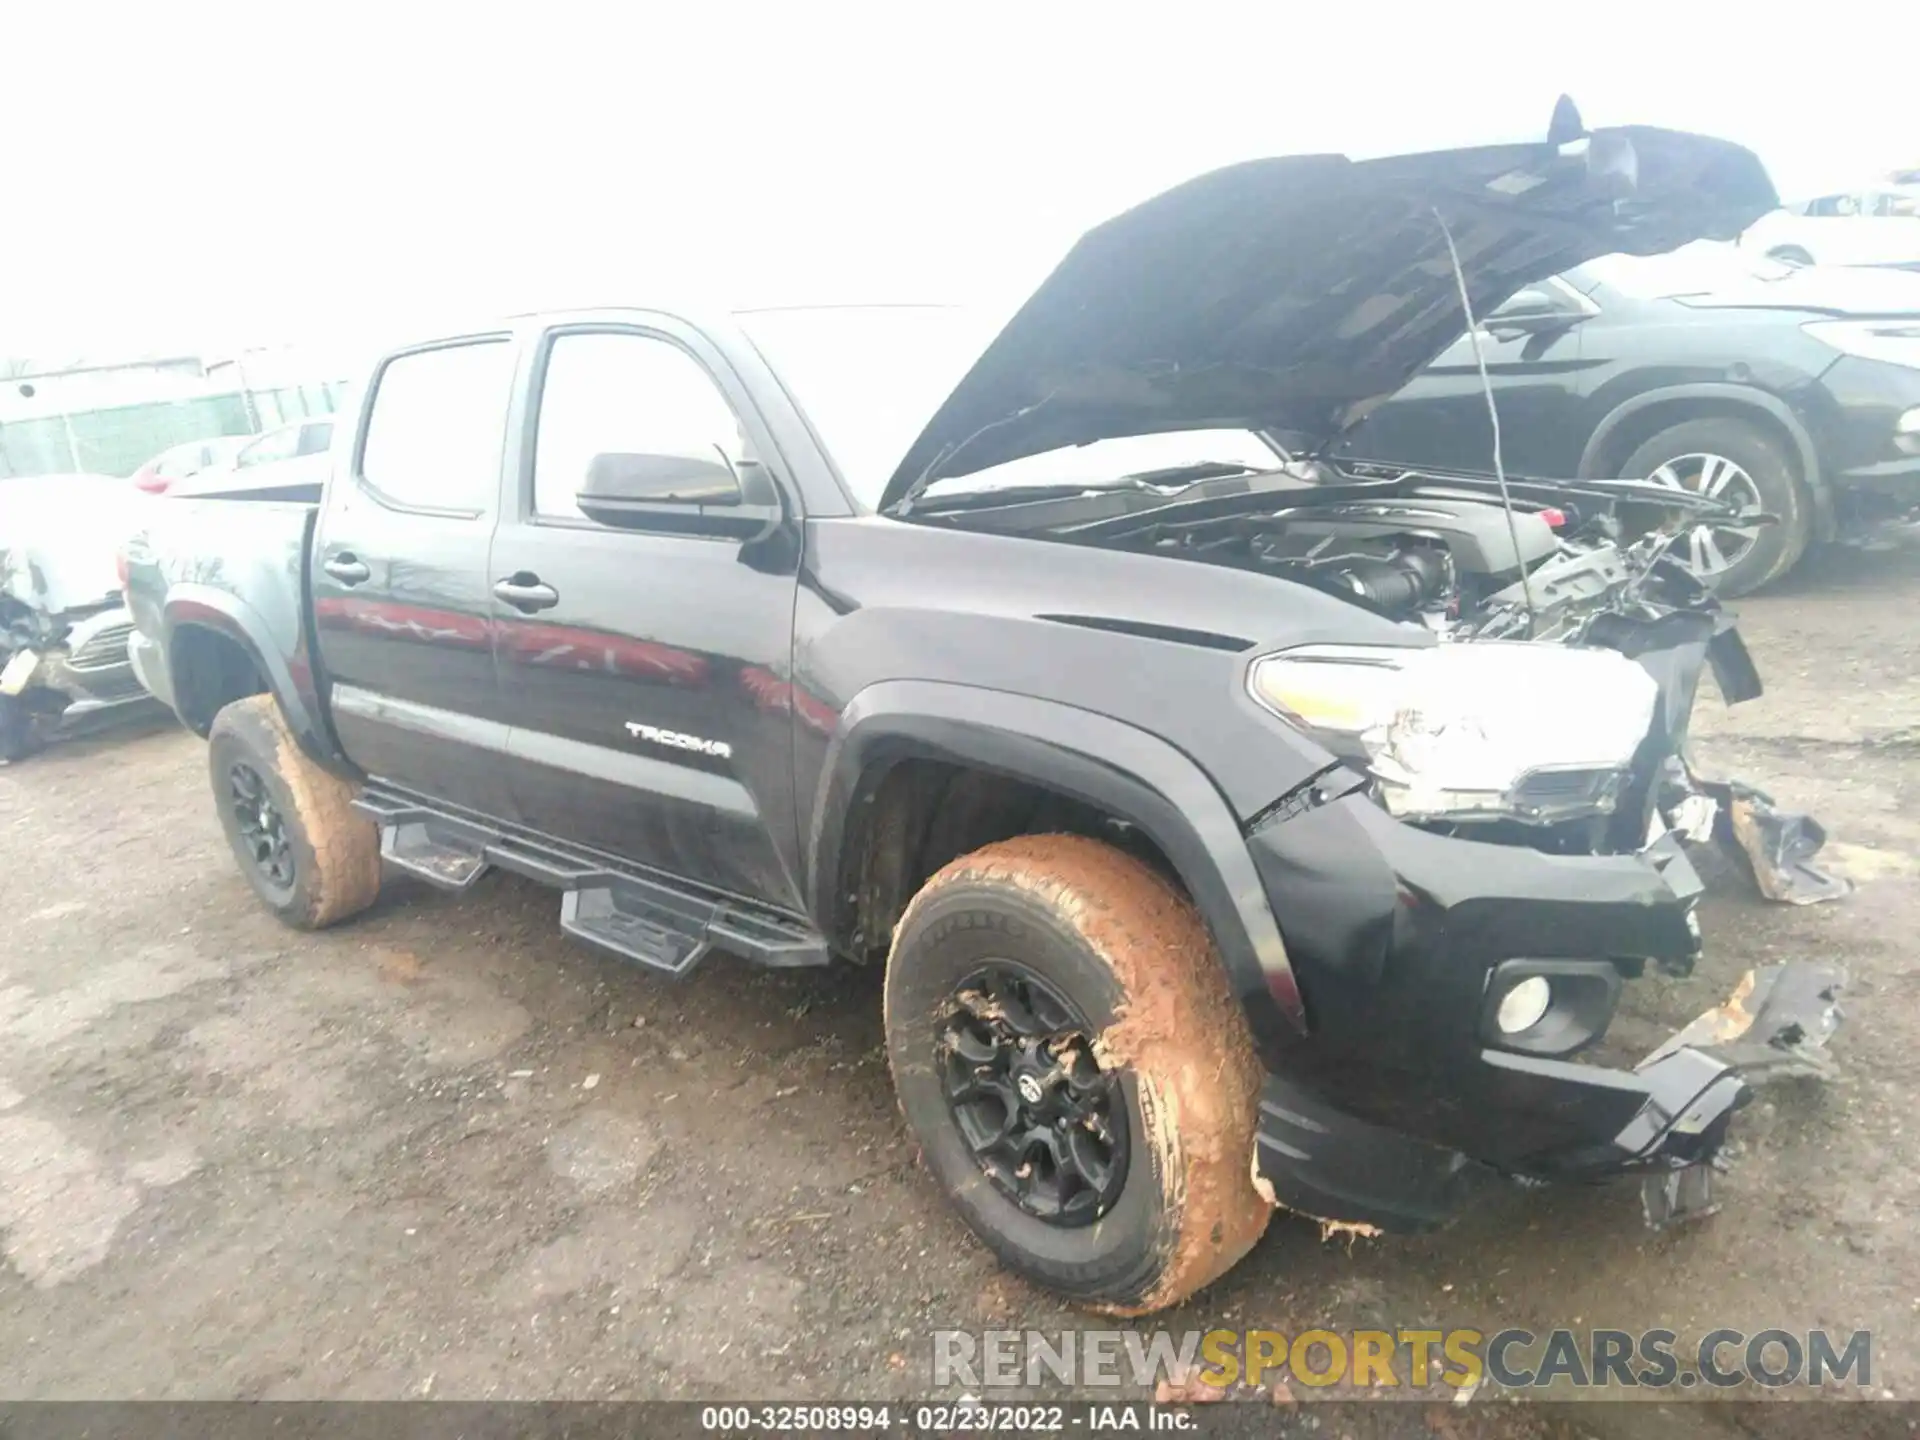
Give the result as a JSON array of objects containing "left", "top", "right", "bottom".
[
  {"left": 1, "top": 473, "right": 154, "bottom": 760},
  {"left": 129, "top": 434, "right": 254, "bottom": 495},
  {"left": 1740, "top": 186, "right": 1920, "bottom": 271},
  {"left": 163, "top": 416, "right": 334, "bottom": 499}
]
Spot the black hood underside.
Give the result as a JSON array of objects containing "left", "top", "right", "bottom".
[{"left": 883, "top": 103, "right": 1776, "bottom": 510}]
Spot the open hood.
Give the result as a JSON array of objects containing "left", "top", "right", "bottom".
[{"left": 882, "top": 101, "right": 1776, "bottom": 511}]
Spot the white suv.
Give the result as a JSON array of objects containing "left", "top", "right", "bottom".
[{"left": 1740, "top": 185, "right": 1920, "bottom": 270}]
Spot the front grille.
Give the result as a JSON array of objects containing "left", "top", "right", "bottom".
[
  {"left": 66, "top": 621, "right": 134, "bottom": 671},
  {"left": 75, "top": 670, "right": 147, "bottom": 702}
]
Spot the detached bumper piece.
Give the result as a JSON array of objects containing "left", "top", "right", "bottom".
[
  {"left": 1254, "top": 962, "right": 1844, "bottom": 1234},
  {"left": 1716, "top": 780, "right": 1852, "bottom": 906},
  {"left": 1640, "top": 962, "right": 1846, "bottom": 1081},
  {"left": 1634, "top": 961, "right": 1845, "bottom": 1227},
  {"left": 1253, "top": 1074, "right": 1501, "bottom": 1233},
  {"left": 1660, "top": 758, "right": 1852, "bottom": 907}
]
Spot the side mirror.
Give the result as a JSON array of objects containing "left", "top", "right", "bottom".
[
  {"left": 1484, "top": 287, "right": 1579, "bottom": 338},
  {"left": 576, "top": 452, "right": 781, "bottom": 539}
]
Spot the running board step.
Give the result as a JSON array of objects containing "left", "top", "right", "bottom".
[
  {"left": 563, "top": 887, "right": 709, "bottom": 977},
  {"left": 353, "top": 783, "right": 830, "bottom": 977},
  {"left": 380, "top": 820, "right": 489, "bottom": 892}
]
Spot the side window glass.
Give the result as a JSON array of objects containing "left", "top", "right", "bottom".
[
  {"left": 359, "top": 340, "right": 513, "bottom": 514},
  {"left": 532, "top": 331, "right": 749, "bottom": 522},
  {"left": 297, "top": 420, "right": 334, "bottom": 457}
]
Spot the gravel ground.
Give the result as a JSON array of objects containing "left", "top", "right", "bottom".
[{"left": 1, "top": 536, "right": 1915, "bottom": 1438}]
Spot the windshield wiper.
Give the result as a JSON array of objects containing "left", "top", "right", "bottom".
[
  {"left": 904, "top": 481, "right": 1161, "bottom": 514},
  {"left": 900, "top": 461, "right": 1270, "bottom": 516},
  {"left": 1116, "top": 460, "right": 1267, "bottom": 486}
]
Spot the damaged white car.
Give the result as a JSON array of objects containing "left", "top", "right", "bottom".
[{"left": 1, "top": 473, "right": 152, "bottom": 762}]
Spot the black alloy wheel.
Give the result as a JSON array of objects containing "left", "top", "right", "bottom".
[
  {"left": 884, "top": 834, "right": 1272, "bottom": 1311},
  {"left": 938, "top": 962, "right": 1128, "bottom": 1226},
  {"left": 228, "top": 759, "right": 296, "bottom": 893},
  {"left": 207, "top": 696, "right": 382, "bottom": 930}
]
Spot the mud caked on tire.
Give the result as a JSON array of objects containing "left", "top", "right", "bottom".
[
  {"left": 885, "top": 834, "right": 1270, "bottom": 1313},
  {"left": 207, "top": 695, "right": 381, "bottom": 930}
]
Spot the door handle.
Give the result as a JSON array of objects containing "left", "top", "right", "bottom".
[
  {"left": 493, "top": 575, "right": 559, "bottom": 612},
  {"left": 323, "top": 553, "right": 371, "bottom": 585}
]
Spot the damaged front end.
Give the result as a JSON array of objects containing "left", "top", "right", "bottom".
[
  {"left": 1, "top": 550, "right": 147, "bottom": 762},
  {"left": 1252, "top": 955, "right": 1845, "bottom": 1234},
  {"left": 852, "top": 101, "right": 1830, "bottom": 1235},
  {"left": 1089, "top": 458, "right": 1855, "bottom": 903},
  {"left": 1243, "top": 765, "right": 1847, "bottom": 1231},
  {"left": 1235, "top": 502, "right": 1849, "bottom": 1234}
]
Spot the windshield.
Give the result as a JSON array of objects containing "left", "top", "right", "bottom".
[
  {"left": 736, "top": 306, "right": 997, "bottom": 507},
  {"left": 912, "top": 429, "right": 1283, "bottom": 501},
  {"left": 1577, "top": 241, "right": 1795, "bottom": 299},
  {"left": 736, "top": 305, "right": 1280, "bottom": 507}
]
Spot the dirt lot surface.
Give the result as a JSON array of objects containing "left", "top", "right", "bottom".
[{"left": 2, "top": 537, "right": 1916, "bottom": 1437}]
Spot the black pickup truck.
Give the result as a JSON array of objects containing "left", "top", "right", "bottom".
[{"left": 124, "top": 112, "right": 1844, "bottom": 1314}]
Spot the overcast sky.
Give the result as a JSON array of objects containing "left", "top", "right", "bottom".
[{"left": 7, "top": 0, "right": 1911, "bottom": 359}]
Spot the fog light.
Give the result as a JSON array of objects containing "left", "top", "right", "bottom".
[
  {"left": 1496, "top": 976, "right": 1553, "bottom": 1034},
  {"left": 1481, "top": 959, "right": 1624, "bottom": 1055}
]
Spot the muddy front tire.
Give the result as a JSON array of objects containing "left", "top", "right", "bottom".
[
  {"left": 207, "top": 695, "right": 381, "bottom": 930},
  {"left": 884, "top": 834, "right": 1270, "bottom": 1314}
]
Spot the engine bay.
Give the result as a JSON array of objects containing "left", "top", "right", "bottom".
[
  {"left": 1031, "top": 464, "right": 1740, "bottom": 645},
  {"left": 1108, "top": 493, "right": 1565, "bottom": 631}
]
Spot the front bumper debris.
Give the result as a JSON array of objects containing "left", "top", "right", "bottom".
[
  {"left": 1704, "top": 775, "right": 1852, "bottom": 905},
  {"left": 1239, "top": 526, "right": 1848, "bottom": 1235},
  {"left": 1254, "top": 962, "right": 1844, "bottom": 1233},
  {"left": 1641, "top": 962, "right": 1846, "bottom": 1084},
  {"left": 1636, "top": 961, "right": 1845, "bottom": 1227},
  {"left": 1479, "top": 526, "right": 1854, "bottom": 910},
  {"left": 1245, "top": 769, "right": 1846, "bottom": 1233}
]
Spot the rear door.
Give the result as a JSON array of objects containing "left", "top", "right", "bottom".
[
  {"left": 311, "top": 335, "right": 519, "bottom": 814},
  {"left": 486, "top": 318, "right": 804, "bottom": 909}
]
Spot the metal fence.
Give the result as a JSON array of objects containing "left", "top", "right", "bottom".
[{"left": 0, "top": 381, "right": 349, "bottom": 479}]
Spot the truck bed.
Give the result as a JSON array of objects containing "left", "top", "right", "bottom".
[{"left": 123, "top": 496, "right": 320, "bottom": 720}]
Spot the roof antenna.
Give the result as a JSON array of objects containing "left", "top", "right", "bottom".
[{"left": 1432, "top": 206, "right": 1537, "bottom": 638}]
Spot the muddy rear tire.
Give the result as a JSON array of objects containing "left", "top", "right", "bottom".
[
  {"left": 884, "top": 834, "right": 1270, "bottom": 1314},
  {"left": 207, "top": 695, "right": 381, "bottom": 930}
]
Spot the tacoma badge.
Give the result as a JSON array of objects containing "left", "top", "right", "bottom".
[{"left": 624, "top": 721, "right": 732, "bottom": 759}]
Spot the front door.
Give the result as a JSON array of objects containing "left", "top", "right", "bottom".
[
  {"left": 311, "top": 336, "right": 519, "bottom": 816},
  {"left": 1339, "top": 280, "right": 1596, "bottom": 477},
  {"left": 487, "top": 320, "right": 804, "bottom": 910}
]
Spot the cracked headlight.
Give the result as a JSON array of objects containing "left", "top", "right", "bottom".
[{"left": 1249, "top": 642, "right": 1659, "bottom": 822}]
